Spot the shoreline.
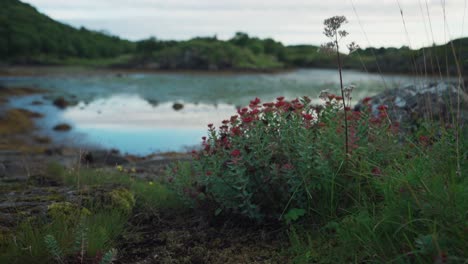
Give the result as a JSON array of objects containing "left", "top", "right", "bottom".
[{"left": 1, "top": 64, "right": 463, "bottom": 79}]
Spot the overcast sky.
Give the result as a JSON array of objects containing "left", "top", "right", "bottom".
[{"left": 22, "top": 0, "right": 468, "bottom": 48}]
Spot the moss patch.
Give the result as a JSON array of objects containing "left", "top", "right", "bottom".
[
  {"left": 0, "top": 109, "right": 36, "bottom": 135},
  {"left": 47, "top": 202, "right": 91, "bottom": 224},
  {"left": 109, "top": 188, "right": 135, "bottom": 214}
]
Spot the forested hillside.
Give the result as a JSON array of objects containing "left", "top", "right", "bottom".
[
  {"left": 0, "top": 0, "right": 134, "bottom": 63},
  {"left": 1, "top": 0, "right": 467, "bottom": 75}
]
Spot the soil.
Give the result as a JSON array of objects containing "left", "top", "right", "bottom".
[{"left": 117, "top": 209, "right": 288, "bottom": 264}]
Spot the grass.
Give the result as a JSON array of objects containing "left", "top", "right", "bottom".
[
  {"left": 0, "top": 165, "right": 185, "bottom": 263},
  {"left": 283, "top": 126, "right": 467, "bottom": 263}
]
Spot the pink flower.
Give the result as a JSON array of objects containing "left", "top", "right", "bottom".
[{"left": 276, "top": 96, "right": 285, "bottom": 101}]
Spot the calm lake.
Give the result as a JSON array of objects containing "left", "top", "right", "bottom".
[{"left": 0, "top": 68, "right": 448, "bottom": 155}]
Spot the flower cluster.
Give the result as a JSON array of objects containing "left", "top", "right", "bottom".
[{"left": 169, "top": 94, "right": 400, "bottom": 221}]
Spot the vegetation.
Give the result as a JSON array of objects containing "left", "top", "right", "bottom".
[
  {"left": 4, "top": 0, "right": 468, "bottom": 74},
  {"left": 169, "top": 92, "right": 466, "bottom": 262},
  {"left": 0, "top": 166, "right": 184, "bottom": 263},
  {"left": 0, "top": 0, "right": 134, "bottom": 64}
]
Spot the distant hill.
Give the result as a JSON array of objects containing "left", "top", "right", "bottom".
[
  {"left": 0, "top": 0, "right": 134, "bottom": 63},
  {"left": 1, "top": 0, "right": 467, "bottom": 74},
  {"left": 346, "top": 39, "right": 468, "bottom": 76}
]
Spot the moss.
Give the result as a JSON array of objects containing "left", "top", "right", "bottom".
[
  {"left": 109, "top": 188, "right": 135, "bottom": 214},
  {"left": 47, "top": 202, "right": 91, "bottom": 224},
  {"left": 0, "top": 109, "right": 35, "bottom": 135}
]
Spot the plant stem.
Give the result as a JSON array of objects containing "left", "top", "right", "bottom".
[{"left": 335, "top": 36, "right": 349, "bottom": 156}]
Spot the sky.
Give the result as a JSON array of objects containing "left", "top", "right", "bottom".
[{"left": 22, "top": 0, "right": 468, "bottom": 49}]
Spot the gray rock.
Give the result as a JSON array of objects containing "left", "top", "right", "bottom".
[{"left": 355, "top": 81, "right": 468, "bottom": 127}]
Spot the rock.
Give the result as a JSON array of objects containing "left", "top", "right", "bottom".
[
  {"left": 172, "top": 102, "right": 184, "bottom": 111},
  {"left": 52, "top": 97, "right": 70, "bottom": 109},
  {"left": 53, "top": 123, "right": 72, "bottom": 132},
  {"left": 354, "top": 82, "right": 468, "bottom": 128},
  {"left": 0, "top": 163, "right": 5, "bottom": 178},
  {"left": 81, "top": 150, "right": 129, "bottom": 166}
]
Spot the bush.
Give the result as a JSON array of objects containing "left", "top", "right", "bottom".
[{"left": 169, "top": 94, "right": 401, "bottom": 221}]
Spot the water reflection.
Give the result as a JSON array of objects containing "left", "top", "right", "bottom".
[
  {"left": 0, "top": 68, "right": 455, "bottom": 155},
  {"left": 62, "top": 94, "right": 236, "bottom": 154}
]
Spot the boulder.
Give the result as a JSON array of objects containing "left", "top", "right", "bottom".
[
  {"left": 355, "top": 82, "right": 468, "bottom": 128},
  {"left": 81, "top": 150, "right": 129, "bottom": 166}
]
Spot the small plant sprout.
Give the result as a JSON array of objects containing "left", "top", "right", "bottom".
[{"left": 322, "top": 15, "right": 357, "bottom": 156}]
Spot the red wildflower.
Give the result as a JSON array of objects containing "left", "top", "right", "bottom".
[
  {"left": 302, "top": 96, "right": 311, "bottom": 103},
  {"left": 362, "top": 97, "right": 372, "bottom": 104},
  {"left": 204, "top": 144, "right": 211, "bottom": 152},
  {"left": 327, "top": 94, "right": 336, "bottom": 100},
  {"left": 275, "top": 101, "right": 286, "bottom": 108},
  {"left": 302, "top": 113, "right": 313, "bottom": 120},
  {"left": 263, "top": 102, "right": 275, "bottom": 107},
  {"left": 230, "top": 115, "right": 238, "bottom": 123},
  {"left": 222, "top": 120, "right": 229, "bottom": 124},
  {"left": 344, "top": 106, "right": 351, "bottom": 111},
  {"left": 419, "top": 135, "right": 430, "bottom": 145},
  {"left": 242, "top": 116, "right": 254, "bottom": 123},
  {"left": 231, "top": 149, "right": 241, "bottom": 158},
  {"left": 294, "top": 103, "right": 304, "bottom": 109},
  {"left": 276, "top": 96, "right": 285, "bottom": 101},
  {"left": 370, "top": 117, "right": 381, "bottom": 124},
  {"left": 250, "top": 97, "right": 261, "bottom": 106},
  {"left": 201, "top": 136, "right": 206, "bottom": 141},
  {"left": 282, "top": 163, "right": 294, "bottom": 170},
  {"left": 291, "top": 98, "right": 299, "bottom": 104},
  {"left": 371, "top": 167, "right": 382, "bottom": 176},
  {"left": 206, "top": 171, "right": 212, "bottom": 176},
  {"left": 208, "top": 123, "right": 213, "bottom": 128},
  {"left": 237, "top": 107, "right": 249, "bottom": 116},
  {"left": 379, "top": 112, "right": 388, "bottom": 119},
  {"left": 250, "top": 108, "right": 260, "bottom": 115},
  {"left": 377, "top": 105, "right": 388, "bottom": 111},
  {"left": 335, "top": 96, "right": 343, "bottom": 100},
  {"left": 231, "top": 126, "right": 241, "bottom": 136}
]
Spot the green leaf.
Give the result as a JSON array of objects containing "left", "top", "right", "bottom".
[{"left": 284, "top": 208, "right": 306, "bottom": 224}]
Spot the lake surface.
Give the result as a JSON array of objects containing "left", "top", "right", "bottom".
[{"left": 0, "top": 68, "right": 450, "bottom": 155}]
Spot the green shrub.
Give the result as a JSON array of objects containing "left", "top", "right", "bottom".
[{"left": 169, "top": 94, "right": 399, "bottom": 221}]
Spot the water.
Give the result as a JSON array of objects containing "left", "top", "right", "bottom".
[{"left": 0, "top": 68, "right": 448, "bottom": 155}]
